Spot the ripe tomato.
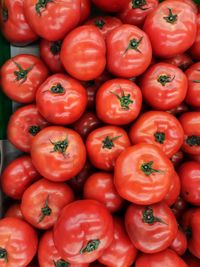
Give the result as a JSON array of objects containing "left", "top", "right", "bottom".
[
  {"left": 179, "top": 112, "right": 200, "bottom": 155},
  {"left": 98, "top": 217, "right": 137, "bottom": 267},
  {"left": 0, "top": 0, "right": 38, "bottom": 45},
  {"left": 96, "top": 79, "right": 142, "bottom": 125},
  {"left": 24, "top": 0, "right": 81, "bottom": 41},
  {"left": 171, "top": 196, "right": 188, "bottom": 219},
  {"left": 140, "top": 63, "right": 188, "bottom": 110},
  {"left": 31, "top": 126, "right": 86, "bottom": 182},
  {"left": 5, "top": 203, "right": 23, "bottom": 220},
  {"left": 0, "top": 54, "right": 49, "bottom": 103},
  {"left": 61, "top": 25, "right": 106, "bottom": 81},
  {"left": 86, "top": 126, "right": 131, "bottom": 171},
  {"left": 53, "top": 200, "right": 114, "bottom": 264},
  {"left": 0, "top": 217, "right": 38, "bottom": 266},
  {"left": 185, "top": 62, "right": 200, "bottom": 107},
  {"left": 170, "top": 150, "right": 184, "bottom": 168},
  {"left": 83, "top": 172, "right": 124, "bottom": 213},
  {"left": 1, "top": 155, "right": 40, "bottom": 200},
  {"left": 114, "top": 144, "right": 174, "bottom": 205},
  {"left": 36, "top": 74, "right": 87, "bottom": 125},
  {"left": 169, "top": 227, "right": 187, "bottom": 256},
  {"left": 125, "top": 203, "right": 178, "bottom": 253},
  {"left": 91, "top": 0, "right": 129, "bottom": 12},
  {"left": 183, "top": 253, "right": 200, "bottom": 267},
  {"left": 164, "top": 172, "right": 181, "bottom": 207},
  {"left": 164, "top": 53, "right": 193, "bottom": 71},
  {"left": 21, "top": 178, "right": 74, "bottom": 230},
  {"left": 79, "top": 0, "right": 91, "bottom": 24},
  {"left": 190, "top": 14, "right": 200, "bottom": 60},
  {"left": 7, "top": 104, "right": 49, "bottom": 153},
  {"left": 129, "top": 111, "right": 184, "bottom": 158},
  {"left": 106, "top": 24, "right": 152, "bottom": 78},
  {"left": 39, "top": 39, "right": 64, "bottom": 73},
  {"left": 143, "top": 0, "right": 197, "bottom": 58}
]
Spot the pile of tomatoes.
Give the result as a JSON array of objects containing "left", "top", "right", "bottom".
[{"left": 1, "top": 0, "right": 200, "bottom": 266}]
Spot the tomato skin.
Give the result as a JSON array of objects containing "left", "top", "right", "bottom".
[
  {"left": 24, "top": 0, "right": 81, "bottom": 41},
  {"left": 0, "top": 217, "right": 38, "bottom": 267},
  {"left": 5, "top": 203, "right": 23, "bottom": 220},
  {"left": 7, "top": 105, "right": 49, "bottom": 153},
  {"left": 190, "top": 14, "right": 200, "bottom": 60},
  {"left": 171, "top": 150, "right": 184, "bottom": 168},
  {"left": 167, "top": 103, "right": 189, "bottom": 117},
  {"left": 175, "top": 0, "right": 198, "bottom": 13},
  {"left": 96, "top": 79, "right": 142, "bottom": 125},
  {"left": 125, "top": 203, "right": 178, "bottom": 253},
  {"left": 143, "top": 0, "right": 197, "bottom": 58},
  {"left": 53, "top": 200, "right": 114, "bottom": 264},
  {"left": 164, "top": 53, "right": 193, "bottom": 71},
  {"left": 61, "top": 25, "right": 106, "bottom": 81},
  {"left": 31, "top": 126, "right": 86, "bottom": 182},
  {"left": 91, "top": 0, "right": 129, "bottom": 12},
  {"left": 106, "top": 24, "right": 152, "bottom": 78},
  {"left": 164, "top": 172, "right": 181, "bottom": 207},
  {"left": 0, "top": 54, "right": 49, "bottom": 103},
  {"left": 36, "top": 74, "right": 87, "bottom": 125},
  {"left": 79, "top": 0, "right": 91, "bottom": 24},
  {"left": 98, "top": 218, "right": 137, "bottom": 267},
  {"left": 86, "top": 126, "right": 131, "bottom": 171},
  {"left": 170, "top": 228, "right": 187, "bottom": 256},
  {"left": 129, "top": 111, "right": 184, "bottom": 158},
  {"left": 140, "top": 63, "right": 188, "bottom": 110},
  {"left": 171, "top": 196, "right": 188, "bottom": 220}
]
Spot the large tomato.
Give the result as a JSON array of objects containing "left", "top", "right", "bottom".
[
  {"left": 114, "top": 144, "right": 174, "bottom": 205},
  {"left": 91, "top": 0, "right": 129, "bottom": 12},
  {"left": 143, "top": 0, "right": 197, "bottom": 58},
  {"left": 61, "top": 25, "right": 106, "bottom": 81},
  {"left": 53, "top": 200, "right": 114, "bottom": 264},
  {"left": 164, "top": 53, "right": 193, "bottom": 71},
  {"left": 190, "top": 14, "right": 200, "bottom": 60},
  {"left": 163, "top": 171, "right": 181, "bottom": 207},
  {"left": 106, "top": 24, "right": 152, "bottom": 78},
  {"left": 169, "top": 228, "right": 187, "bottom": 256},
  {"left": 31, "top": 126, "right": 86, "bottom": 182},
  {"left": 0, "top": 54, "right": 49, "bottom": 103},
  {"left": 5, "top": 203, "right": 24, "bottom": 220}
]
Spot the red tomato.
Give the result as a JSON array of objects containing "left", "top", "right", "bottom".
[
  {"left": 117, "top": 0, "right": 159, "bottom": 27},
  {"left": 83, "top": 172, "right": 124, "bottom": 213},
  {"left": 164, "top": 172, "right": 181, "bottom": 207},
  {"left": 106, "top": 24, "right": 152, "bottom": 78},
  {"left": 183, "top": 253, "right": 200, "bottom": 267},
  {"left": 96, "top": 79, "right": 142, "bottom": 125},
  {"left": 0, "top": 217, "right": 38, "bottom": 267},
  {"left": 61, "top": 25, "right": 106, "bottom": 81},
  {"left": 114, "top": 144, "right": 174, "bottom": 205},
  {"left": 7, "top": 105, "right": 49, "bottom": 153},
  {"left": 140, "top": 63, "right": 188, "bottom": 110},
  {"left": 31, "top": 126, "right": 86, "bottom": 182},
  {"left": 0, "top": 54, "right": 49, "bottom": 103},
  {"left": 171, "top": 196, "right": 188, "bottom": 220},
  {"left": 1, "top": 155, "right": 40, "bottom": 200},
  {"left": 175, "top": 0, "right": 198, "bottom": 13},
  {"left": 0, "top": 0, "right": 38, "bottom": 45},
  {"left": 129, "top": 111, "right": 184, "bottom": 158},
  {"left": 4, "top": 203, "right": 23, "bottom": 220},
  {"left": 53, "top": 200, "right": 114, "bottom": 264},
  {"left": 135, "top": 249, "right": 188, "bottom": 267},
  {"left": 190, "top": 14, "right": 200, "bottom": 60},
  {"left": 125, "top": 203, "right": 178, "bottom": 253},
  {"left": 167, "top": 103, "right": 189, "bottom": 117},
  {"left": 36, "top": 74, "right": 87, "bottom": 125},
  {"left": 98, "top": 218, "right": 137, "bottom": 267},
  {"left": 39, "top": 39, "right": 64, "bottom": 73},
  {"left": 85, "top": 16, "right": 122, "bottom": 38},
  {"left": 179, "top": 112, "right": 200, "bottom": 155},
  {"left": 24, "top": 0, "right": 81, "bottom": 41},
  {"left": 170, "top": 150, "right": 184, "bottom": 168},
  {"left": 86, "top": 126, "right": 131, "bottom": 171},
  {"left": 143, "top": 0, "right": 197, "bottom": 58},
  {"left": 91, "top": 0, "right": 129, "bottom": 12},
  {"left": 170, "top": 227, "right": 187, "bottom": 256},
  {"left": 21, "top": 178, "right": 74, "bottom": 230},
  {"left": 79, "top": 0, "right": 91, "bottom": 24},
  {"left": 164, "top": 53, "right": 193, "bottom": 71}
]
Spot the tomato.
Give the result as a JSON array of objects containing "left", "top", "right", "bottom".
[
  {"left": 0, "top": 0, "right": 38, "bottom": 45},
  {"left": 129, "top": 111, "right": 184, "bottom": 158},
  {"left": 125, "top": 203, "right": 178, "bottom": 253},
  {"left": 0, "top": 54, "right": 49, "bottom": 103},
  {"left": 164, "top": 53, "right": 193, "bottom": 71},
  {"left": 0, "top": 217, "right": 38, "bottom": 267},
  {"left": 53, "top": 200, "right": 114, "bottom": 264},
  {"left": 39, "top": 39, "right": 64, "bottom": 73},
  {"left": 175, "top": 0, "right": 198, "bottom": 13},
  {"left": 61, "top": 25, "right": 106, "bottom": 81},
  {"left": 171, "top": 196, "right": 188, "bottom": 220},
  {"left": 167, "top": 103, "right": 189, "bottom": 117},
  {"left": 183, "top": 253, "right": 200, "bottom": 267},
  {"left": 85, "top": 16, "right": 122, "bottom": 38},
  {"left": 106, "top": 24, "right": 152, "bottom": 78},
  {"left": 135, "top": 249, "right": 188, "bottom": 267},
  {"left": 170, "top": 150, "right": 184, "bottom": 168},
  {"left": 140, "top": 63, "right": 188, "bottom": 110},
  {"left": 91, "top": 0, "right": 129, "bottom": 12},
  {"left": 21, "top": 178, "right": 74, "bottom": 229},
  {"left": 169, "top": 227, "right": 187, "bottom": 256},
  {"left": 36, "top": 74, "right": 87, "bottom": 125},
  {"left": 179, "top": 112, "right": 200, "bottom": 155},
  {"left": 96, "top": 79, "right": 142, "bottom": 125},
  {"left": 79, "top": 0, "right": 91, "bottom": 24},
  {"left": 24, "top": 0, "right": 81, "bottom": 41},
  {"left": 190, "top": 14, "right": 200, "bottom": 60},
  {"left": 4, "top": 203, "right": 23, "bottom": 220},
  {"left": 185, "top": 62, "right": 200, "bottom": 107},
  {"left": 86, "top": 126, "right": 131, "bottom": 171},
  {"left": 7, "top": 105, "right": 49, "bottom": 153},
  {"left": 164, "top": 172, "right": 181, "bottom": 207},
  {"left": 31, "top": 126, "right": 86, "bottom": 182},
  {"left": 1, "top": 155, "right": 40, "bottom": 200},
  {"left": 114, "top": 143, "right": 174, "bottom": 205},
  {"left": 98, "top": 217, "right": 137, "bottom": 267},
  {"left": 117, "top": 0, "right": 159, "bottom": 27}
]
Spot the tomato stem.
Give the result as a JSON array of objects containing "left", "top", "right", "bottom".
[
  {"left": 50, "top": 41, "right": 62, "bottom": 55},
  {"left": 0, "top": 248, "right": 8, "bottom": 262},
  {"left": 142, "top": 207, "right": 168, "bottom": 225},
  {"left": 110, "top": 89, "right": 133, "bottom": 110},
  {"left": 50, "top": 135, "right": 69, "bottom": 156},
  {"left": 50, "top": 83, "right": 65, "bottom": 94},
  {"left": 186, "top": 135, "right": 200, "bottom": 146},
  {"left": 53, "top": 259, "right": 70, "bottom": 267},
  {"left": 163, "top": 8, "right": 177, "bottom": 24},
  {"left": 2, "top": 6, "right": 8, "bottom": 22},
  {"left": 124, "top": 37, "right": 143, "bottom": 54},
  {"left": 192, "top": 79, "right": 200, "bottom": 83},
  {"left": 35, "top": 0, "right": 54, "bottom": 16},
  {"left": 80, "top": 240, "right": 100, "bottom": 254},
  {"left": 29, "top": 126, "right": 41, "bottom": 136},
  {"left": 13, "top": 61, "right": 33, "bottom": 83},
  {"left": 102, "top": 135, "right": 122, "bottom": 150},
  {"left": 141, "top": 161, "right": 162, "bottom": 176},
  {"left": 154, "top": 132, "right": 165, "bottom": 144},
  {"left": 38, "top": 195, "right": 52, "bottom": 223},
  {"left": 132, "top": 0, "right": 148, "bottom": 10},
  {"left": 157, "top": 74, "right": 175, "bottom": 86},
  {"left": 94, "top": 19, "right": 105, "bottom": 29}
]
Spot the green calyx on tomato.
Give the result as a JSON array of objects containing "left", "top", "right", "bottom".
[
  {"left": 38, "top": 195, "right": 52, "bottom": 223},
  {"left": 50, "top": 83, "right": 65, "bottom": 94},
  {"left": 102, "top": 135, "right": 122, "bottom": 149},
  {"left": 157, "top": 74, "right": 175, "bottom": 86},
  {"left": 132, "top": 0, "right": 148, "bottom": 10},
  {"left": 125, "top": 37, "right": 143, "bottom": 54},
  {"left": 0, "top": 248, "right": 8, "bottom": 262},
  {"left": 35, "top": 0, "right": 53, "bottom": 16},
  {"left": 154, "top": 132, "right": 165, "bottom": 144},
  {"left": 142, "top": 207, "right": 167, "bottom": 225},
  {"left": 50, "top": 135, "right": 69, "bottom": 156},
  {"left": 2, "top": 6, "right": 8, "bottom": 22},
  {"left": 110, "top": 90, "right": 133, "bottom": 110},
  {"left": 53, "top": 259, "right": 70, "bottom": 267},
  {"left": 29, "top": 126, "right": 41, "bottom": 136},
  {"left": 141, "top": 161, "right": 162, "bottom": 176},
  {"left": 13, "top": 62, "right": 33, "bottom": 83},
  {"left": 163, "top": 8, "right": 177, "bottom": 24},
  {"left": 50, "top": 41, "right": 62, "bottom": 55},
  {"left": 80, "top": 240, "right": 100, "bottom": 254},
  {"left": 94, "top": 19, "right": 105, "bottom": 30},
  {"left": 186, "top": 135, "right": 200, "bottom": 146},
  {"left": 192, "top": 79, "right": 200, "bottom": 83}
]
